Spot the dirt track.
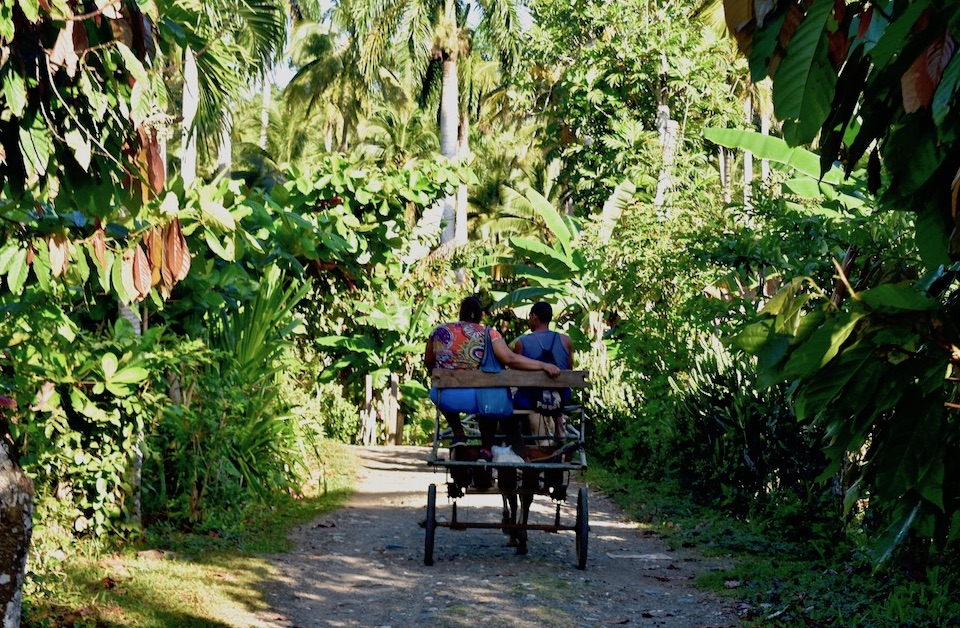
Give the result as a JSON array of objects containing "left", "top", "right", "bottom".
[{"left": 255, "top": 446, "right": 741, "bottom": 627}]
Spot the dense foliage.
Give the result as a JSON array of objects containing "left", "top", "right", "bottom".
[{"left": 2, "top": 0, "right": 959, "bottom": 623}]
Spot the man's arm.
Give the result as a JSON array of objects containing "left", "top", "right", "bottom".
[{"left": 562, "top": 334, "right": 575, "bottom": 368}]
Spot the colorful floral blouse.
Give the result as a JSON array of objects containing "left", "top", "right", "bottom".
[{"left": 427, "top": 322, "right": 502, "bottom": 369}]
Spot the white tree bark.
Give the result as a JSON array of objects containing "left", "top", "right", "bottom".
[
  {"left": 439, "top": 57, "right": 459, "bottom": 246},
  {"left": 217, "top": 111, "right": 233, "bottom": 178},
  {"left": 180, "top": 46, "right": 199, "bottom": 188},
  {"left": 653, "top": 104, "right": 679, "bottom": 209},
  {"left": 259, "top": 76, "right": 272, "bottom": 152},
  {"left": 0, "top": 441, "right": 33, "bottom": 628}
]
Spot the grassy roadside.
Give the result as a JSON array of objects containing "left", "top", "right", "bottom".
[
  {"left": 23, "top": 441, "right": 360, "bottom": 628},
  {"left": 586, "top": 466, "right": 960, "bottom": 627}
]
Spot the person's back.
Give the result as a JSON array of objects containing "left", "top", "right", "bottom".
[{"left": 512, "top": 302, "right": 573, "bottom": 413}]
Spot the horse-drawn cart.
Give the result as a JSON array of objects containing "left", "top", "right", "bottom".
[{"left": 423, "top": 369, "right": 591, "bottom": 569}]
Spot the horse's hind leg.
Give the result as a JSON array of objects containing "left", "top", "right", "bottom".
[
  {"left": 499, "top": 469, "right": 520, "bottom": 545},
  {"left": 515, "top": 469, "right": 540, "bottom": 555}
]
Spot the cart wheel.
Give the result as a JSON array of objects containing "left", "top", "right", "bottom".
[
  {"left": 575, "top": 487, "right": 588, "bottom": 570},
  {"left": 424, "top": 484, "right": 437, "bottom": 566}
]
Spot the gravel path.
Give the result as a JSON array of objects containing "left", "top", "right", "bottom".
[{"left": 256, "top": 446, "right": 741, "bottom": 628}]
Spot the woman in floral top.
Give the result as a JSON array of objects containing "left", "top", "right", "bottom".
[{"left": 425, "top": 296, "right": 560, "bottom": 461}]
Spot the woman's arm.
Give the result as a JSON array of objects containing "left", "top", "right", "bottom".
[
  {"left": 424, "top": 339, "right": 436, "bottom": 369},
  {"left": 493, "top": 337, "right": 561, "bottom": 377}
]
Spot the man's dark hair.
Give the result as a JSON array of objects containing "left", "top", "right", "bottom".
[
  {"left": 531, "top": 301, "right": 553, "bottom": 324},
  {"left": 460, "top": 296, "right": 484, "bottom": 323}
]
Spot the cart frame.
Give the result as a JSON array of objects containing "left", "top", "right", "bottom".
[{"left": 423, "top": 369, "right": 591, "bottom": 569}]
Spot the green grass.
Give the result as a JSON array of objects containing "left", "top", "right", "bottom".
[
  {"left": 23, "top": 440, "right": 359, "bottom": 628},
  {"left": 585, "top": 466, "right": 960, "bottom": 627}
]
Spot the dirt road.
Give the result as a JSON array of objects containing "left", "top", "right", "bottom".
[{"left": 257, "top": 446, "right": 740, "bottom": 627}]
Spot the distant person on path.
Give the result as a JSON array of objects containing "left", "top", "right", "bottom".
[{"left": 425, "top": 296, "right": 560, "bottom": 461}]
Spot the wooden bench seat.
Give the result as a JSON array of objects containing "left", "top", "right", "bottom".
[{"left": 431, "top": 369, "right": 589, "bottom": 389}]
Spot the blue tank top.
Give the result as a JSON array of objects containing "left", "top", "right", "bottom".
[
  {"left": 514, "top": 331, "right": 571, "bottom": 410},
  {"left": 518, "top": 331, "right": 571, "bottom": 369}
]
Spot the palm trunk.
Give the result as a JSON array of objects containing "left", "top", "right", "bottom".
[
  {"left": 118, "top": 304, "right": 144, "bottom": 526},
  {"left": 180, "top": 46, "right": 199, "bottom": 188},
  {"left": 454, "top": 112, "right": 469, "bottom": 246},
  {"left": 217, "top": 111, "right": 233, "bottom": 178},
  {"left": 439, "top": 56, "right": 459, "bottom": 246},
  {"left": 0, "top": 441, "right": 33, "bottom": 628},
  {"left": 743, "top": 93, "right": 753, "bottom": 209},
  {"left": 259, "top": 77, "right": 271, "bottom": 152}
]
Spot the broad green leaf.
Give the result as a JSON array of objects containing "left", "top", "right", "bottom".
[
  {"left": 859, "top": 283, "right": 938, "bottom": 312},
  {"left": 18, "top": 116, "right": 52, "bottom": 181},
  {"left": 932, "top": 54, "right": 960, "bottom": 127},
  {"left": 101, "top": 353, "right": 119, "bottom": 379},
  {"left": 64, "top": 129, "right": 92, "bottom": 171},
  {"left": 2, "top": 69, "right": 26, "bottom": 117},
  {"left": 7, "top": 247, "right": 28, "bottom": 294},
  {"left": 200, "top": 197, "right": 236, "bottom": 230},
  {"left": 914, "top": 207, "right": 950, "bottom": 268},
  {"left": 18, "top": 0, "right": 39, "bottom": 22},
  {"left": 869, "top": 0, "right": 930, "bottom": 67},
  {"left": 874, "top": 497, "right": 921, "bottom": 564},
  {"left": 520, "top": 185, "right": 572, "bottom": 256},
  {"left": 110, "top": 366, "right": 149, "bottom": 384},
  {"left": 114, "top": 43, "right": 149, "bottom": 83},
  {"left": 0, "top": 243, "right": 19, "bottom": 274},
  {"left": 204, "top": 232, "right": 235, "bottom": 261},
  {"left": 772, "top": 0, "right": 837, "bottom": 145},
  {"left": 782, "top": 310, "right": 864, "bottom": 380},
  {"left": 704, "top": 128, "right": 821, "bottom": 177}
]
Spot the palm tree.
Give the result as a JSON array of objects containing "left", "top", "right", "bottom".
[{"left": 343, "top": 0, "right": 525, "bottom": 249}]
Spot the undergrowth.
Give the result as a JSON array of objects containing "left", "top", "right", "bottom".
[
  {"left": 587, "top": 466, "right": 960, "bottom": 627},
  {"left": 22, "top": 440, "right": 359, "bottom": 628}
]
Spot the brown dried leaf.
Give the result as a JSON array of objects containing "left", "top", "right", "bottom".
[
  {"left": 902, "top": 34, "right": 955, "bottom": 113},
  {"left": 145, "top": 227, "right": 162, "bottom": 286},
  {"left": 48, "top": 234, "right": 69, "bottom": 278},
  {"left": 132, "top": 244, "right": 151, "bottom": 299},
  {"left": 175, "top": 226, "right": 190, "bottom": 281},
  {"left": 91, "top": 228, "right": 107, "bottom": 269},
  {"left": 163, "top": 219, "right": 183, "bottom": 282},
  {"left": 49, "top": 22, "right": 79, "bottom": 78}
]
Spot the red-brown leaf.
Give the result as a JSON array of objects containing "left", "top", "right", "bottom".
[
  {"left": 48, "top": 234, "right": 69, "bottom": 278},
  {"left": 174, "top": 226, "right": 190, "bottom": 281},
  {"left": 145, "top": 227, "right": 162, "bottom": 286},
  {"left": 902, "top": 34, "right": 955, "bottom": 113},
  {"left": 132, "top": 244, "right": 151, "bottom": 299},
  {"left": 91, "top": 228, "right": 107, "bottom": 269},
  {"left": 163, "top": 219, "right": 183, "bottom": 283}
]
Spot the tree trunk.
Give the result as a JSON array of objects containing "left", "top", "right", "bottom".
[
  {"left": 743, "top": 93, "right": 753, "bottom": 209},
  {"left": 118, "top": 304, "right": 144, "bottom": 527},
  {"left": 454, "top": 112, "right": 469, "bottom": 247},
  {"left": 180, "top": 46, "right": 199, "bottom": 188},
  {"left": 217, "top": 111, "right": 233, "bottom": 178},
  {"left": 653, "top": 103, "right": 679, "bottom": 208},
  {"left": 259, "top": 76, "right": 271, "bottom": 152},
  {"left": 0, "top": 441, "right": 33, "bottom": 628},
  {"left": 438, "top": 56, "right": 459, "bottom": 247},
  {"left": 760, "top": 113, "right": 771, "bottom": 182}
]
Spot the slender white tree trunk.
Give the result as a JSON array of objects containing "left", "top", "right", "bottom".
[
  {"left": 653, "top": 104, "right": 679, "bottom": 208},
  {"left": 217, "top": 111, "right": 233, "bottom": 178},
  {"left": 259, "top": 76, "right": 272, "bottom": 152},
  {"left": 760, "top": 113, "right": 771, "bottom": 182},
  {"left": 0, "top": 441, "right": 33, "bottom": 628},
  {"left": 743, "top": 93, "right": 753, "bottom": 210},
  {"left": 180, "top": 46, "right": 199, "bottom": 188},
  {"left": 439, "top": 56, "right": 459, "bottom": 246}
]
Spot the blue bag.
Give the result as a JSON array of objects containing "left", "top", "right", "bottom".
[{"left": 475, "top": 327, "right": 513, "bottom": 418}]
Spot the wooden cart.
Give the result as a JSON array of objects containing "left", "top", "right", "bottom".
[{"left": 423, "top": 369, "right": 590, "bottom": 569}]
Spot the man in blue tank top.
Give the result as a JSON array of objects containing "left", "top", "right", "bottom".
[{"left": 511, "top": 301, "right": 574, "bottom": 413}]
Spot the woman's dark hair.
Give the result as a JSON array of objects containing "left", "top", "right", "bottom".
[{"left": 459, "top": 296, "right": 484, "bottom": 323}]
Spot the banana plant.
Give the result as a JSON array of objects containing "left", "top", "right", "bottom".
[{"left": 486, "top": 179, "right": 637, "bottom": 349}]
